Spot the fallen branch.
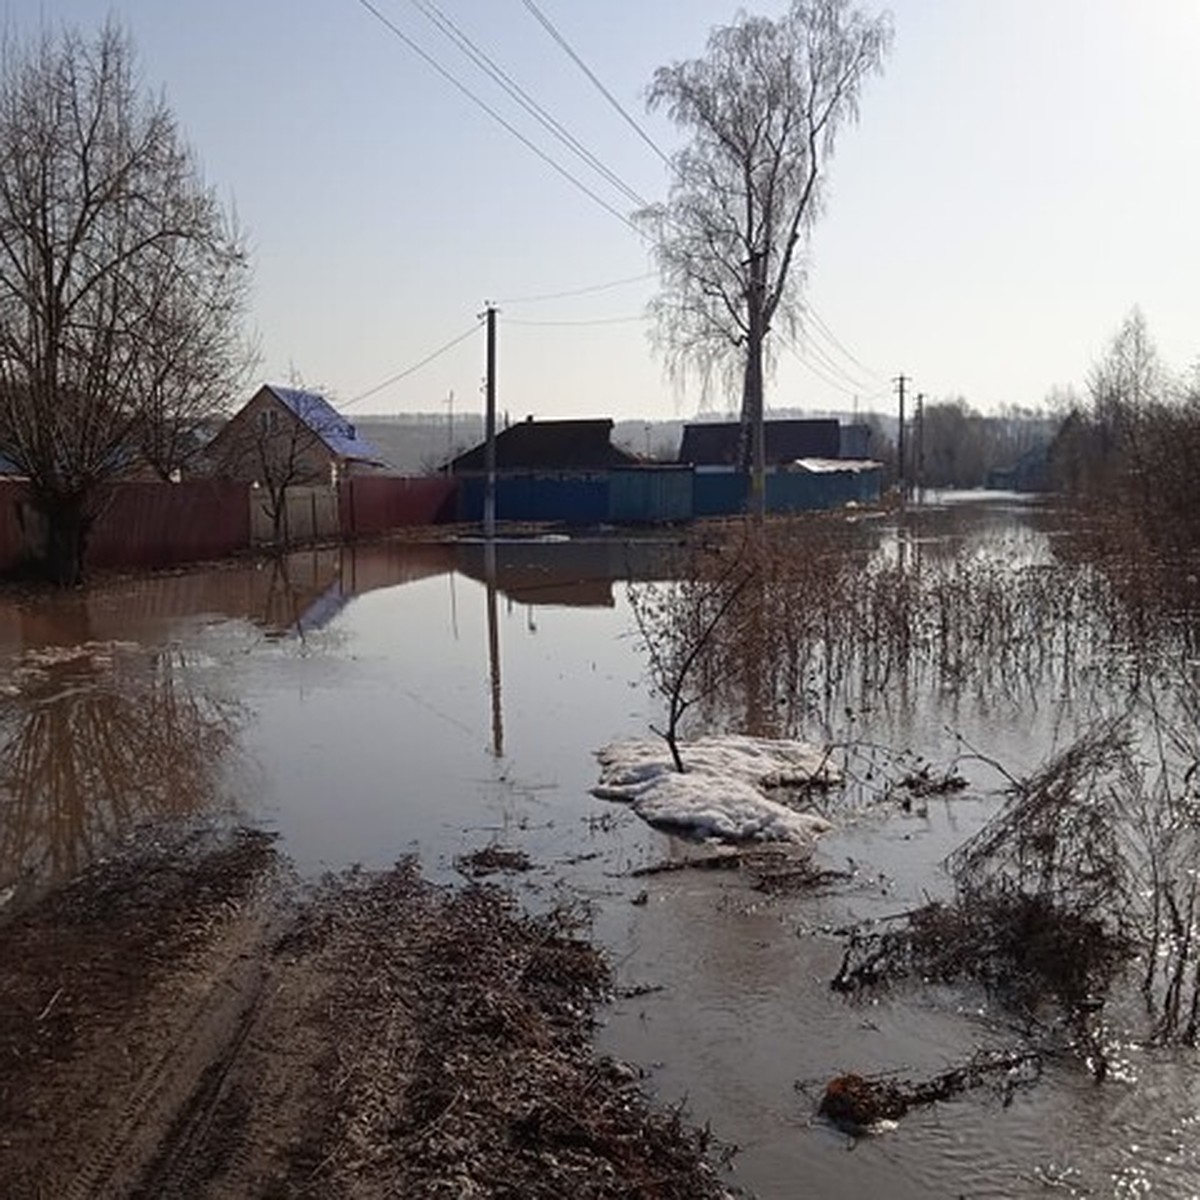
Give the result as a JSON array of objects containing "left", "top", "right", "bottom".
[{"left": 815, "top": 1047, "right": 1044, "bottom": 1133}]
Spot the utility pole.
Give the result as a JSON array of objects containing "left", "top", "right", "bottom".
[
  {"left": 483, "top": 304, "right": 497, "bottom": 540},
  {"left": 915, "top": 392, "right": 926, "bottom": 500},
  {"left": 894, "top": 373, "right": 909, "bottom": 498}
]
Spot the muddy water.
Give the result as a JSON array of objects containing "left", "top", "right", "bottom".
[{"left": 0, "top": 502, "right": 1198, "bottom": 1196}]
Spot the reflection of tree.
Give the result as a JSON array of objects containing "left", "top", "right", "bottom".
[{"left": 0, "top": 643, "right": 243, "bottom": 893}]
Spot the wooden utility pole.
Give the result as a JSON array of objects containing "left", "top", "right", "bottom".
[
  {"left": 894, "top": 373, "right": 909, "bottom": 497},
  {"left": 483, "top": 304, "right": 497, "bottom": 540},
  {"left": 915, "top": 392, "right": 926, "bottom": 499}
]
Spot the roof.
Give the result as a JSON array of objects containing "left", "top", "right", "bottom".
[
  {"left": 265, "top": 385, "right": 386, "bottom": 465},
  {"left": 790, "top": 458, "right": 882, "bottom": 474},
  {"left": 447, "top": 419, "right": 638, "bottom": 473},
  {"left": 678, "top": 419, "right": 841, "bottom": 466}
]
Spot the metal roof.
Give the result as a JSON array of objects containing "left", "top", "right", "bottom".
[
  {"left": 678, "top": 419, "right": 841, "bottom": 466},
  {"left": 447, "top": 418, "right": 637, "bottom": 473},
  {"left": 266, "top": 385, "right": 387, "bottom": 465}
]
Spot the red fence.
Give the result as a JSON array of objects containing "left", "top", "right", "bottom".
[
  {"left": 339, "top": 475, "right": 457, "bottom": 538},
  {"left": 0, "top": 474, "right": 459, "bottom": 576},
  {"left": 88, "top": 480, "right": 251, "bottom": 569}
]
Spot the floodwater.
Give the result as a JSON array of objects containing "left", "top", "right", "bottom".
[{"left": 1, "top": 499, "right": 1199, "bottom": 1197}]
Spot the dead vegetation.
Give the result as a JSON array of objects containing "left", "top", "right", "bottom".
[
  {"left": 0, "top": 832, "right": 737, "bottom": 1199},
  {"left": 312, "top": 873, "right": 733, "bottom": 1199},
  {"left": 814, "top": 1047, "right": 1043, "bottom": 1133},
  {"left": 629, "top": 510, "right": 1194, "bottom": 781},
  {"left": 632, "top": 844, "right": 851, "bottom": 895},
  {"left": 455, "top": 843, "right": 533, "bottom": 877},
  {"left": 828, "top": 710, "right": 1200, "bottom": 1123}
]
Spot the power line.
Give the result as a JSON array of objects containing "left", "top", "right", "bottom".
[
  {"left": 520, "top": 0, "right": 671, "bottom": 168},
  {"left": 354, "top": 0, "right": 640, "bottom": 236},
  {"left": 403, "top": 0, "right": 647, "bottom": 209},
  {"left": 344, "top": 320, "right": 483, "bottom": 407},
  {"left": 497, "top": 271, "right": 655, "bottom": 306},
  {"left": 780, "top": 333, "right": 862, "bottom": 399},
  {"left": 804, "top": 303, "right": 887, "bottom": 385},
  {"left": 504, "top": 314, "right": 644, "bottom": 327},
  {"left": 793, "top": 327, "right": 875, "bottom": 394}
]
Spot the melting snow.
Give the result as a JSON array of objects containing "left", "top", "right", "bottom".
[{"left": 593, "top": 735, "right": 836, "bottom": 844}]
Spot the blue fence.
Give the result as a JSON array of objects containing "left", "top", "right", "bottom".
[
  {"left": 455, "top": 464, "right": 881, "bottom": 526},
  {"left": 457, "top": 474, "right": 608, "bottom": 525},
  {"left": 608, "top": 468, "right": 693, "bottom": 524}
]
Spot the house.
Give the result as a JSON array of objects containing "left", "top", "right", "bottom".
[
  {"left": 446, "top": 417, "right": 638, "bottom": 474},
  {"left": 678, "top": 418, "right": 842, "bottom": 467},
  {"left": 679, "top": 418, "right": 882, "bottom": 515},
  {"left": 207, "top": 384, "right": 388, "bottom": 487},
  {"left": 445, "top": 417, "right": 639, "bottom": 525}
]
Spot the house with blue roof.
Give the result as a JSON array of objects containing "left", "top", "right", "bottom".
[{"left": 206, "top": 384, "right": 388, "bottom": 487}]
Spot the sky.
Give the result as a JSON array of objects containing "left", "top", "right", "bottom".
[{"left": 6, "top": 1, "right": 1200, "bottom": 422}]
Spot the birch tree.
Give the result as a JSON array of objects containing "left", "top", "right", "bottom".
[
  {"left": 640, "top": 0, "right": 891, "bottom": 517},
  {"left": 0, "top": 22, "right": 253, "bottom": 583}
]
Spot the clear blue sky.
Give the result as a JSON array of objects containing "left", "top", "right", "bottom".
[{"left": 7, "top": 1, "right": 1200, "bottom": 421}]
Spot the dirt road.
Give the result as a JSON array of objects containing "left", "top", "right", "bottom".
[{"left": 0, "top": 828, "right": 733, "bottom": 1198}]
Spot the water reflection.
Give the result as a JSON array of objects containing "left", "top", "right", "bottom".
[
  {"left": 0, "top": 640, "right": 243, "bottom": 900},
  {"left": 485, "top": 543, "right": 503, "bottom": 758}
]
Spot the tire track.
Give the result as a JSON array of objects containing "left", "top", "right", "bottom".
[{"left": 60, "top": 910, "right": 279, "bottom": 1200}]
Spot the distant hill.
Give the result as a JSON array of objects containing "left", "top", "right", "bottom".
[{"left": 354, "top": 414, "right": 484, "bottom": 475}]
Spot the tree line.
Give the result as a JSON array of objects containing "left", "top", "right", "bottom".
[{"left": 1050, "top": 308, "right": 1200, "bottom": 559}]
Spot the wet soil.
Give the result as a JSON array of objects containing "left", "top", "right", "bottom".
[{"left": 0, "top": 827, "right": 733, "bottom": 1199}]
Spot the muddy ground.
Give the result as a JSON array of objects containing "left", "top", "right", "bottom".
[{"left": 0, "top": 827, "right": 733, "bottom": 1199}]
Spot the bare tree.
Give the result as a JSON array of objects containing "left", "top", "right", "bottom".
[
  {"left": 0, "top": 22, "right": 253, "bottom": 584},
  {"left": 628, "top": 540, "right": 755, "bottom": 772},
  {"left": 240, "top": 412, "right": 329, "bottom": 549},
  {"left": 639, "top": 0, "right": 891, "bottom": 518},
  {"left": 209, "top": 383, "right": 348, "bottom": 548}
]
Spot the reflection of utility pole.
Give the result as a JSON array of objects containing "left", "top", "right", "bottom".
[
  {"left": 485, "top": 541, "right": 503, "bottom": 758},
  {"left": 483, "top": 304, "right": 497, "bottom": 540},
  {"left": 894, "top": 373, "right": 909, "bottom": 499}
]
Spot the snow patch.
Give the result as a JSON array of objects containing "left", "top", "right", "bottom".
[{"left": 593, "top": 735, "right": 836, "bottom": 844}]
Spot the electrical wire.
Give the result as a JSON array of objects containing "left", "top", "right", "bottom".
[
  {"left": 404, "top": 0, "right": 648, "bottom": 209},
  {"left": 357, "top": 0, "right": 886, "bottom": 407},
  {"left": 779, "top": 333, "right": 862, "bottom": 399},
  {"left": 343, "top": 320, "right": 483, "bottom": 407},
  {"left": 520, "top": 0, "right": 671, "bottom": 167},
  {"left": 804, "top": 303, "right": 887, "bottom": 385},
  {"left": 354, "top": 0, "right": 641, "bottom": 236},
  {"left": 497, "top": 271, "right": 655, "bottom": 306},
  {"left": 504, "top": 314, "right": 644, "bottom": 326},
  {"left": 792, "top": 327, "right": 875, "bottom": 394}
]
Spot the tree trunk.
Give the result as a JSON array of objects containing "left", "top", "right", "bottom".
[
  {"left": 37, "top": 494, "right": 92, "bottom": 586},
  {"left": 740, "top": 250, "right": 767, "bottom": 524}
]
